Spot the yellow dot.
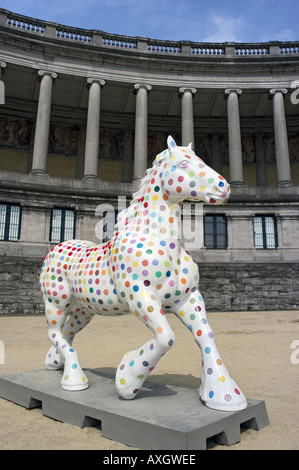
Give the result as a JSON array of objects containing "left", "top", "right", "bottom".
[
  {"left": 132, "top": 261, "right": 138, "bottom": 267},
  {"left": 81, "top": 376, "right": 86, "bottom": 382},
  {"left": 219, "top": 375, "right": 226, "bottom": 382},
  {"left": 179, "top": 310, "right": 185, "bottom": 317},
  {"left": 199, "top": 185, "right": 206, "bottom": 192},
  {"left": 152, "top": 195, "right": 158, "bottom": 201},
  {"left": 120, "top": 378, "right": 126, "bottom": 385}
]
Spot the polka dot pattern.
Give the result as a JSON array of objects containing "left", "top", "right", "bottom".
[{"left": 40, "top": 136, "right": 246, "bottom": 411}]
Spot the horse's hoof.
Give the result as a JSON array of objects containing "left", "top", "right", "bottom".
[
  {"left": 61, "top": 383, "right": 89, "bottom": 391},
  {"left": 203, "top": 397, "right": 248, "bottom": 412}
]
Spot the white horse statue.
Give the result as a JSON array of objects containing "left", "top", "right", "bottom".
[{"left": 40, "top": 136, "right": 247, "bottom": 412}]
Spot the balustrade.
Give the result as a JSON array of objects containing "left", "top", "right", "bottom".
[{"left": 1, "top": 8, "right": 298, "bottom": 59}]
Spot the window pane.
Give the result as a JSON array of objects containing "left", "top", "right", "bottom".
[
  {"left": 0, "top": 205, "right": 7, "bottom": 240},
  {"left": 204, "top": 216, "right": 214, "bottom": 248},
  {"left": 63, "top": 210, "right": 75, "bottom": 241},
  {"left": 253, "top": 217, "right": 263, "bottom": 249},
  {"left": 265, "top": 216, "right": 276, "bottom": 249},
  {"left": 103, "top": 211, "right": 116, "bottom": 242},
  {"left": 51, "top": 209, "right": 62, "bottom": 243},
  {"left": 8, "top": 206, "right": 20, "bottom": 241},
  {"left": 216, "top": 216, "right": 227, "bottom": 249}
]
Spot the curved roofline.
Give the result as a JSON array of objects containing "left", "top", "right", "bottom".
[{"left": 0, "top": 7, "right": 298, "bottom": 59}]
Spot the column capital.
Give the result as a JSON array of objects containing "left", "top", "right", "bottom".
[
  {"left": 224, "top": 88, "right": 242, "bottom": 96},
  {"left": 134, "top": 83, "right": 152, "bottom": 93},
  {"left": 37, "top": 70, "right": 57, "bottom": 81},
  {"left": 86, "top": 77, "right": 105, "bottom": 88},
  {"left": 0, "top": 61, "right": 6, "bottom": 70},
  {"left": 269, "top": 88, "right": 288, "bottom": 96},
  {"left": 179, "top": 87, "right": 197, "bottom": 95}
]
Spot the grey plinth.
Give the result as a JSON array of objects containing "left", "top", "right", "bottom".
[{"left": 0, "top": 369, "right": 269, "bottom": 450}]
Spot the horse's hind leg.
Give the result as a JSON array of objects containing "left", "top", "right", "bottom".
[
  {"left": 45, "top": 298, "right": 89, "bottom": 391},
  {"left": 45, "top": 306, "right": 94, "bottom": 371},
  {"left": 116, "top": 295, "right": 175, "bottom": 399}
]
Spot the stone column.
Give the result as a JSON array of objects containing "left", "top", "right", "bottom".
[
  {"left": 179, "top": 87, "right": 197, "bottom": 148},
  {"left": 122, "top": 131, "right": 133, "bottom": 183},
  {"left": 31, "top": 71, "right": 57, "bottom": 175},
  {"left": 224, "top": 88, "right": 244, "bottom": 186},
  {"left": 253, "top": 133, "right": 267, "bottom": 186},
  {"left": 211, "top": 134, "right": 222, "bottom": 173},
  {"left": 269, "top": 88, "right": 292, "bottom": 186},
  {"left": 133, "top": 84, "right": 152, "bottom": 185},
  {"left": 83, "top": 78, "right": 105, "bottom": 179}
]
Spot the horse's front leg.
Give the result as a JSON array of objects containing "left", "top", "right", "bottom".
[
  {"left": 173, "top": 290, "right": 247, "bottom": 411},
  {"left": 115, "top": 295, "right": 175, "bottom": 400}
]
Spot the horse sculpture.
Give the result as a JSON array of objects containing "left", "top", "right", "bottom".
[{"left": 40, "top": 136, "right": 247, "bottom": 412}]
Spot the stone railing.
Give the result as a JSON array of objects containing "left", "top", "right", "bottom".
[{"left": 0, "top": 8, "right": 298, "bottom": 58}]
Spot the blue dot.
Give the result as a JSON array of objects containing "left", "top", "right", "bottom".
[
  {"left": 69, "top": 348, "right": 74, "bottom": 352},
  {"left": 143, "top": 361, "right": 149, "bottom": 367},
  {"left": 207, "top": 368, "right": 213, "bottom": 375},
  {"left": 137, "top": 243, "right": 143, "bottom": 248},
  {"left": 129, "top": 360, "right": 135, "bottom": 367},
  {"left": 133, "top": 285, "right": 139, "bottom": 292},
  {"left": 168, "top": 339, "right": 174, "bottom": 347},
  {"left": 72, "top": 363, "right": 77, "bottom": 369},
  {"left": 171, "top": 165, "right": 177, "bottom": 172},
  {"left": 205, "top": 347, "right": 211, "bottom": 354},
  {"left": 209, "top": 391, "right": 214, "bottom": 398},
  {"left": 219, "top": 181, "right": 225, "bottom": 187},
  {"left": 160, "top": 240, "right": 166, "bottom": 246},
  {"left": 170, "top": 140, "right": 176, "bottom": 147},
  {"left": 132, "top": 274, "right": 138, "bottom": 280}
]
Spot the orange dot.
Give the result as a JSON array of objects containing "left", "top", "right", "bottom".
[
  {"left": 51, "top": 320, "right": 57, "bottom": 325},
  {"left": 176, "top": 186, "right": 182, "bottom": 193},
  {"left": 57, "top": 310, "right": 62, "bottom": 315},
  {"left": 162, "top": 194, "right": 168, "bottom": 201},
  {"left": 125, "top": 281, "right": 130, "bottom": 287},
  {"left": 196, "top": 330, "right": 202, "bottom": 336},
  {"left": 216, "top": 359, "right": 223, "bottom": 365},
  {"left": 104, "top": 289, "right": 109, "bottom": 295},
  {"left": 181, "top": 278, "right": 187, "bottom": 284},
  {"left": 157, "top": 326, "right": 163, "bottom": 334},
  {"left": 169, "top": 217, "right": 174, "bottom": 223}
]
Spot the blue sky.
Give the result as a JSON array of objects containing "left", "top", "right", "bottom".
[{"left": 0, "top": 0, "right": 298, "bottom": 43}]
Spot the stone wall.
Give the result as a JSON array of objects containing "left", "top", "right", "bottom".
[{"left": 0, "top": 255, "right": 298, "bottom": 315}]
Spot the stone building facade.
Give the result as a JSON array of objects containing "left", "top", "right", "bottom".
[{"left": 0, "top": 8, "right": 298, "bottom": 313}]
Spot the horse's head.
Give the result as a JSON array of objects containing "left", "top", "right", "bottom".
[{"left": 154, "top": 136, "right": 230, "bottom": 205}]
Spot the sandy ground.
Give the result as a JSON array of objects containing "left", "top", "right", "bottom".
[{"left": 0, "top": 310, "right": 298, "bottom": 451}]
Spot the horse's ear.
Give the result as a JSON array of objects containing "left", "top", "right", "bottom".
[
  {"left": 167, "top": 135, "right": 176, "bottom": 154},
  {"left": 187, "top": 142, "right": 192, "bottom": 151}
]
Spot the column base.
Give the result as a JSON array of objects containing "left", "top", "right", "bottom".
[
  {"left": 82, "top": 174, "right": 100, "bottom": 180},
  {"left": 277, "top": 180, "right": 294, "bottom": 187},
  {"left": 229, "top": 181, "right": 247, "bottom": 187},
  {"left": 30, "top": 169, "right": 48, "bottom": 176}
]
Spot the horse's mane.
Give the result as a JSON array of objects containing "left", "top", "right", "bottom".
[{"left": 115, "top": 148, "right": 169, "bottom": 232}]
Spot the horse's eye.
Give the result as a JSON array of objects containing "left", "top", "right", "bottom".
[{"left": 180, "top": 161, "right": 189, "bottom": 168}]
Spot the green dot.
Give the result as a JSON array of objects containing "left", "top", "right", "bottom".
[
  {"left": 89, "top": 287, "right": 94, "bottom": 293},
  {"left": 190, "top": 314, "right": 196, "bottom": 320},
  {"left": 139, "top": 349, "right": 144, "bottom": 356},
  {"left": 155, "top": 271, "right": 162, "bottom": 278},
  {"left": 146, "top": 249, "right": 153, "bottom": 255},
  {"left": 154, "top": 186, "right": 160, "bottom": 192},
  {"left": 208, "top": 178, "right": 214, "bottom": 184},
  {"left": 189, "top": 171, "right": 195, "bottom": 177}
]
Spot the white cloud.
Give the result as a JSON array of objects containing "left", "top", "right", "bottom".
[{"left": 203, "top": 11, "right": 246, "bottom": 42}]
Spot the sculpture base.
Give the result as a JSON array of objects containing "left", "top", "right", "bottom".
[{"left": 0, "top": 369, "right": 269, "bottom": 450}]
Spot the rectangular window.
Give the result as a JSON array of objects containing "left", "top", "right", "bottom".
[
  {"left": 204, "top": 214, "right": 228, "bottom": 249},
  {"left": 50, "top": 208, "right": 75, "bottom": 244},
  {"left": 102, "top": 210, "right": 118, "bottom": 243},
  {"left": 0, "top": 204, "right": 21, "bottom": 241},
  {"left": 253, "top": 215, "right": 278, "bottom": 249}
]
